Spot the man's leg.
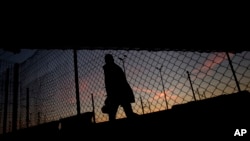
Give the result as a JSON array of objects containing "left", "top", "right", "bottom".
[
  {"left": 122, "top": 102, "right": 137, "bottom": 118},
  {"left": 108, "top": 103, "right": 119, "bottom": 121}
]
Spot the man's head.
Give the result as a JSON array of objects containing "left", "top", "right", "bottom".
[{"left": 105, "top": 54, "right": 114, "bottom": 64}]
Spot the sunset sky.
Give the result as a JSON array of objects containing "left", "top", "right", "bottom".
[{"left": 1, "top": 49, "right": 249, "bottom": 127}]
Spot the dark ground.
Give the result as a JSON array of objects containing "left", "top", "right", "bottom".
[{"left": 1, "top": 90, "right": 249, "bottom": 140}]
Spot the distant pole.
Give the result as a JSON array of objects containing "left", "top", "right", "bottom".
[
  {"left": 37, "top": 112, "right": 41, "bottom": 125},
  {"left": 197, "top": 88, "right": 201, "bottom": 100},
  {"left": 203, "top": 91, "right": 206, "bottom": 99},
  {"left": 26, "top": 88, "right": 29, "bottom": 128},
  {"left": 156, "top": 66, "right": 169, "bottom": 110},
  {"left": 139, "top": 95, "right": 145, "bottom": 114},
  {"left": 12, "top": 63, "right": 19, "bottom": 132},
  {"left": 3, "top": 69, "right": 9, "bottom": 134},
  {"left": 119, "top": 55, "right": 127, "bottom": 77},
  {"left": 91, "top": 93, "right": 96, "bottom": 123},
  {"left": 147, "top": 99, "right": 151, "bottom": 113},
  {"left": 19, "top": 116, "right": 22, "bottom": 129},
  {"left": 187, "top": 71, "right": 196, "bottom": 101},
  {"left": 226, "top": 52, "right": 241, "bottom": 92},
  {"left": 73, "top": 49, "right": 81, "bottom": 116}
]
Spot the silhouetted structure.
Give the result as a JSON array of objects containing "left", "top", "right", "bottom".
[{"left": 102, "top": 54, "right": 137, "bottom": 121}]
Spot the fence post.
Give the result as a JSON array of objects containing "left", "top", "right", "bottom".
[
  {"left": 226, "top": 52, "right": 241, "bottom": 92},
  {"left": 147, "top": 99, "right": 151, "bottom": 113},
  {"left": 12, "top": 63, "right": 19, "bottom": 132},
  {"left": 187, "top": 71, "right": 196, "bottom": 101},
  {"left": 3, "top": 69, "right": 9, "bottom": 134},
  {"left": 156, "top": 66, "right": 169, "bottom": 110},
  {"left": 37, "top": 112, "right": 41, "bottom": 125},
  {"left": 73, "top": 49, "right": 81, "bottom": 116},
  {"left": 140, "top": 95, "right": 145, "bottom": 114},
  {"left": 91, "top": 93, "right": 96, "bottom": 123},
  {"left": 26, "top": 88, "right": 29, "bottom": 128},
  {"left": 197, "top": 88, "right": 201, "bottom": 100}
]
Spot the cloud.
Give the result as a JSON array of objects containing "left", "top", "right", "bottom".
[
  {"left": 153, "top": 89, "right": 178, "bottom": 100},
  {"left": 133, "top": 86, "right": 179, "bottom": 102},
  {"left": 192, "top": 52, "right": 234, "bottom": 79},
  {"left": 133, "top": 87, "right": 155, "bottom": 94}
]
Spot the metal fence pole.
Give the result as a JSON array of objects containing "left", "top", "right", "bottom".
[
  {"left": 73, "top": 49, "right": 81, "bottom": 116},
  {"left": 3, "top": 69, "right": 9, "bottom": 134},
  {"left": 119, "top": 55, "right": 127, "bottom": 78},
  {"left": 187, "top": 71, "right": 196, "bottom": 101},
  {"left": 147, "top": 99, "right": 151, "bottom": 113},
  {"left": 26, "top": 88, "right": 29, "bottom": 128},
  {"left": 226, "top": 52, "right": 241, "bottom": 92},
  {"left": 91, "top": 93, "right": 96, "bottom": 123},
  {"left": 157, "top": 66, "right": 169, "bottom": 110},
  {"left": 140, "top": 95, "right": 145, "bottom": 114},
  {"left": 197, "top": 88, "right": 201, "bottom": 100},
  {"left": 12, "top": 63, "right": 19, "bottom": 132}
]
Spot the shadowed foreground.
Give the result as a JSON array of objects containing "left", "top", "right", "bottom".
[{"left": 1, "top": 91, "right": 249, "bottom": 140}]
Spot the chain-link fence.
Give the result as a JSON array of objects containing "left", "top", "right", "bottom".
[
  {"left": 0, "top": 60, "right": 15, "bottom": 134},
  {"left": 0, "top": 49, "right": 250, "bottom": 134}
]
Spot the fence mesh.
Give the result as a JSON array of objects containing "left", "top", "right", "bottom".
[
  {"left": 0, "top": 49, "right": 250, "bottom": 134},
  {"left": 0, "top": 60, "right": 15, "bottom": 133}
]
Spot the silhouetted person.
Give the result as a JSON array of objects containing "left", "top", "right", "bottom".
[{"left": 102, "top": 54, "right": 137, "bottom": 121}]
